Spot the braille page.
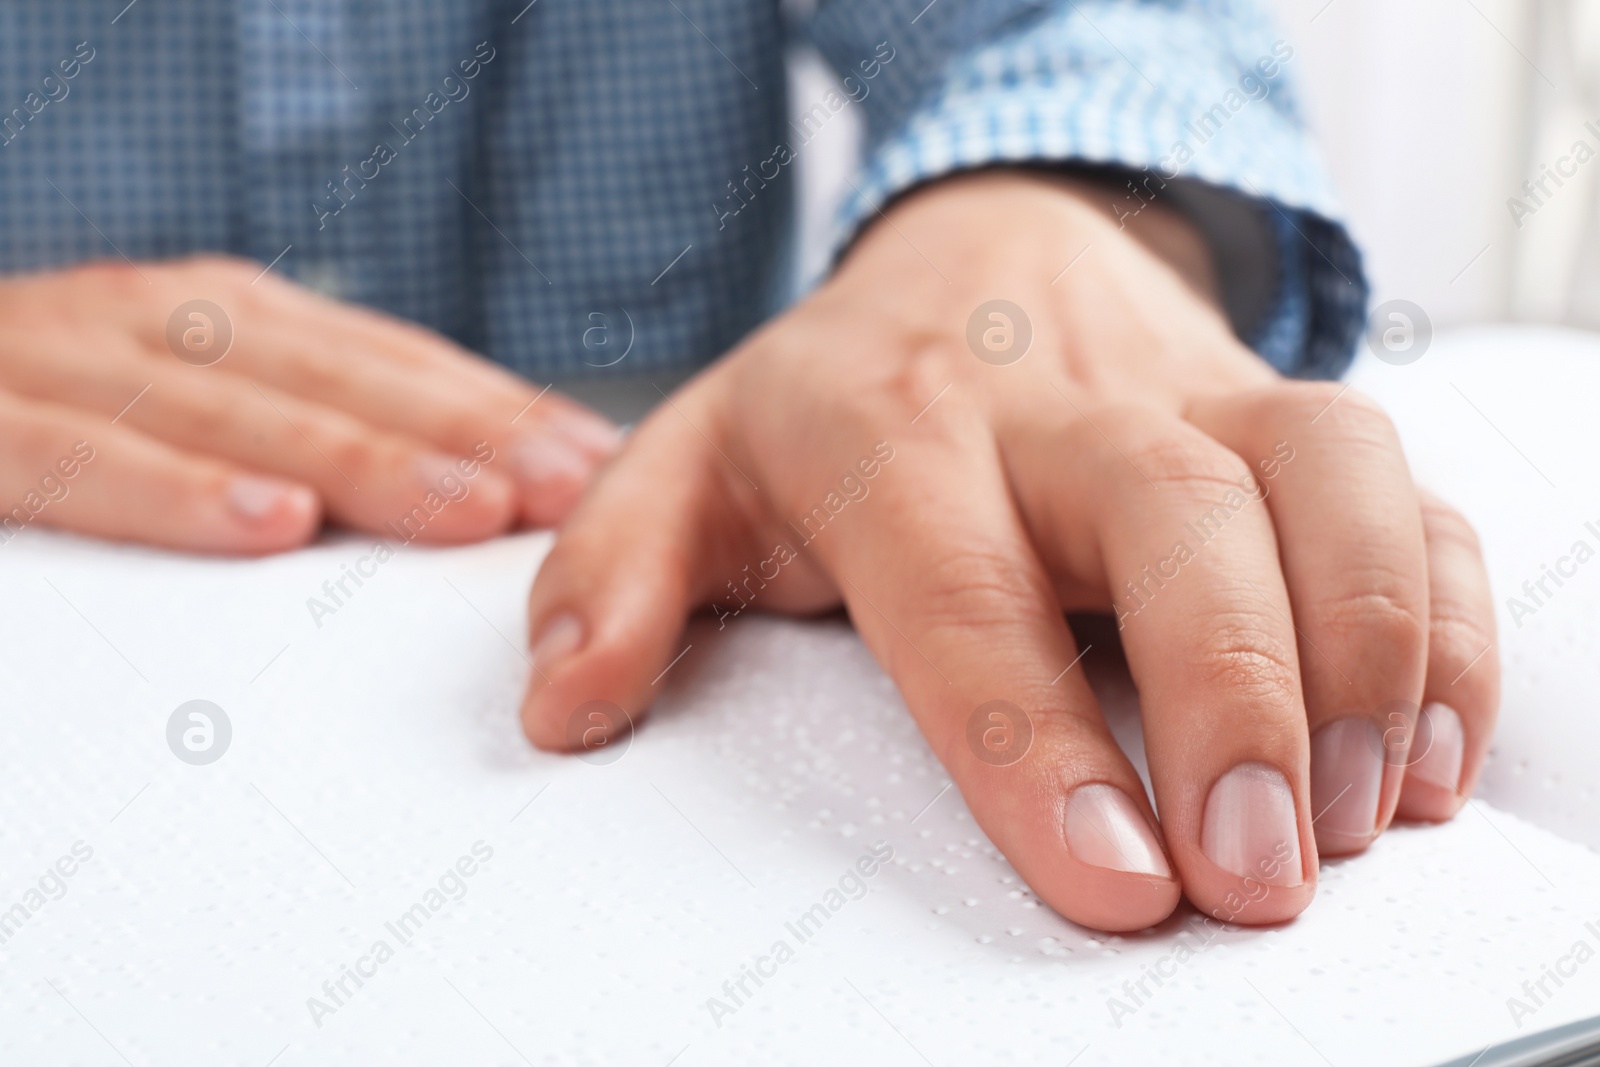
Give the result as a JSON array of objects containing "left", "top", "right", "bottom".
[
  {"left": 1350, "top": 326, "right": 1600, "bottom": 852},
  {"left": 2, "top": 325, "right": 1597, "bottom": 1066}
]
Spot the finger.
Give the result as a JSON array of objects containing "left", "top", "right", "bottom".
[
  {"left": 1009, "top": 405, "right": 1315, "bottom": 924},
  {"left": 0, "top": 386, "right": 318, "bottom": 553},
  {"left": 516, "top": 378, "right": 741, "bottom": 752},
  {"left": 205, "top": 272, "right": 620, "bottom": 526},
  {"left": 808, "top": 404, "right": 1180, "bottom": 933},
  {"left": 51, "top": 255, "right": 614, "bottom": 526},
  {"left": 2, "top": 334, "right": 517, "bottom": 544},
  {"left": 1190, "top": 384, "right": 1428, "bottom": 856},
  {"left": 1395, "top": 490, "right": 1499, "bottom": 820}
]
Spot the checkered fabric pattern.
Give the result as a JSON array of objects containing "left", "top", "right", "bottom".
[{"left": 0, "top": 0, "right": 1366, "bottom": 382}]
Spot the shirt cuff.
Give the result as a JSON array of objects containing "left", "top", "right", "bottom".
[{"left": 831, "top": 1, "right": 1369, "bottom": 380}]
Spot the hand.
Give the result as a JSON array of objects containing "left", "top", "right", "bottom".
[
  {"left": 0, "top": 256, "right": 619, "bottom": 553},
  {"left": 516, "top": 172, "right": 1498, "bottom": 932}
]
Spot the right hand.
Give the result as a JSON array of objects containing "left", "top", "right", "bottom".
[
  {"left": 515, "top": 172, "right": 1498, "bottom": 932},
  {"left": 0, "top": 256, "right": 620, "bottom": 553}
]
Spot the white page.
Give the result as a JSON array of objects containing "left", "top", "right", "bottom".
[
  {"left": 1350, "top": 325, "right": 1600, "bottom": 852},
  {"left": 2, "top": 327, "right": 1598, "bottom": 1066}
]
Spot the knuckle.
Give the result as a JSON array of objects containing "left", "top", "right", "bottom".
[
  {"left": 1278, "top": 381, "right": 1397, "bottom": 446},
  {"left": 1420, "top": 497, "right": 1483, "bottom": 556},
  {"left": 1312, "top": 586, "right": 1428, "bottom": 662},
  {"left": 1088, "top": 407, "right": 1253, "bottom": 493},
  {"left": 434, "top": 409, "right": 493, "bottom": 449},
  {"left": 281, "top": 354, "right": 350, "bottom": 397},
  {"left": 169, "top": 392, "right": 236, "bottom": 443},
  {"left": 859, "top": 345, "right": 963, "bottom": 428},
  {"left": 1187, "top": 612, "right": 1302, "bottom": 710},
  {"left": 1271, "top": 379, "right": 1350, "bottom": 418},
  {"left": 321, "top": 426, "right": 382, "bottom": 478},
  {"left": 270, "top": 403, "right": 373, "bottom": 479},
  {"left": 909, "top": 543, "right": 1049, "bottom": 640},
  {"left": 1428, "top": 599, "right": 1495, "bottom": 672}
]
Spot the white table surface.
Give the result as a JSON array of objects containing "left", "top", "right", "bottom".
[{"left": 3, "top": 326, "right": 1599, "bottom": 1066}]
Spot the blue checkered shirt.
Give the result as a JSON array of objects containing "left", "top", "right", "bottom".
[{"left": 0, "top": 0, "right": 1365, "bottom": 382}]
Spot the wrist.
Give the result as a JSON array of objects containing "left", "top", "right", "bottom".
[{"left": 837, "top": 168, "right": 1226, "bottom": 320}]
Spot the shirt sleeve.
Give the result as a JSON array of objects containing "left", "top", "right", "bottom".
[{"left": 806, "top": 0, "right": 1369, "bottom": 380}]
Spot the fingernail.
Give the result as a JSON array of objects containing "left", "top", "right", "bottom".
[
  {"left": 1408, "top": 702, "right": 1465, "bottom": 792},
  {"left": 514, "top": 432, "right": 593, "bottom": 489},
  {"left": 549, "top": 412, "right": 623, "bottom": 456},
  {"left": 1309, "top": 717, "right": 1384, "bottom": 848},
  {"left": 227, "top": 474, "right": 313, "bottom": 523},
  {"left": 1202, "top": 763, "right": 1303, "bottom": 887},
  {"left": 1063, "top": 783, "right": 1171, "bottom": 877},
  {"left": 530, "top": 612, "right": 584, "bottom": 675}
]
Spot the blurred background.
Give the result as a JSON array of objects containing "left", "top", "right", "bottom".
[
  {"left": 793, "top": 0, "right": 1600, "bottom": 335},
  {"left": 1272, "top": 0, "right": 1600, "bottom": 330}
]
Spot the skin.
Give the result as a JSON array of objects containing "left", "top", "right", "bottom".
[
  {"left": 0, "top": 254, "right": 620, "bottom": 552},
  {"left": 515, "top": 171, "right": 1499, "bottom": 931},
  {"left": 0, "top": 172, "right": 1499, "bottom": 931}
]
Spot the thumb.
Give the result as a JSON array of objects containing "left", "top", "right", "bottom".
[{"left": 517, "top": 398, "right": 736, "bottom": 752}]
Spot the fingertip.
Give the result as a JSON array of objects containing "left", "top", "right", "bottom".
[
  {"left": 1308, "top": 718, "right": 1386, "bottom": 858},
  {"left": 518, "top": 667, "right": 572, "bottom": 751},
  {"left": 520, "top": 610, "right": 587, "bottom": 749},
  {"left": 460, "top": 465, "right": 520, "bottom": 531},
  {"left": 509, "top": 404, "right": 625, "bottom": 528},
  {"left": 518, "top": 690, "right": 571, "bottom": 751},
  {"left": 516, "top": 634, "right": 657, "bottom": 755},
  {"left": 513, "top": 419, "right": 705, "bottom": 755},
  {"left": 545, "top": 405, "right": 624, "bottom": 460},
  {"left": 518, "top": 552, "right": 686, "bottom": 755},
  {"left": 988, "top": 774, "right": 1181, "bottom": 932},
  {"left": 1042, "top": 865, "right": 1183, "bottom": 934},
  {"left": 1395, "top": 702, "right": 1468, "bottom": 821},
  {"left": 1395, "top": 778, "right": 1466, "bottom": 822},
  {"left": 1312, "top": 829, "right": 1375, "bottom": 858},
  {"left": 221, "top": 474, "right": 322, "bottom": 554},
  {"left": 1015, "top": 799, "right": 1182, "bottom": 932},
  {"left": 1181, "top": 861, "right": 1317, "bottom": 927},
  {"left": 392, "top": 455, "right": 520, "bottom": 544},
  {"left": 1056, "top": 809, "right": 1182, "bottom": 930},
  {"left": 1063, "top": 783, "right": 1172, "bottom": 879},
  {"left": 1182, "top": 761, "right": 1318, "bottom": 924},
  {"left": 511, "top": 432, "right": 600, "bottom": 528}
]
